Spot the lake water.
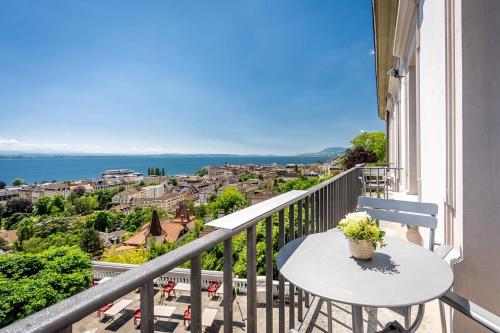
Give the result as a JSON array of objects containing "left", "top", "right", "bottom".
[{"left": 0, "top": 155, "right": 326, "bottom": 184}]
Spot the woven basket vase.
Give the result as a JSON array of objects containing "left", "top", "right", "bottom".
[{"left": 347, "top": 238, "right": 374, "bottom": 260}]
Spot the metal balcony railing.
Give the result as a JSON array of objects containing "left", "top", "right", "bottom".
[
  {"left": 2, "top": 164, "right": 499, "bottom": 333},
  {"left": 360, "top": 165, "right": 402, "bottom": 198},
  {"left": 1, "top": 166, "right": 364, "bottom": 333}
]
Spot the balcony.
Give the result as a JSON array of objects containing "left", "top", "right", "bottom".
[{"left": 1, "top": 166, "right": 498, "bottom": 333}]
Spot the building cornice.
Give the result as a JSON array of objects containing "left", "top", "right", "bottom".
[
  {"left": 372, "top": 0, "right": 399, "bottom": 120},
  {"left": 393, "top": 0, "right": 418, "bottom": 60}
]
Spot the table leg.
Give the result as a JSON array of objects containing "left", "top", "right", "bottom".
[
  {"left": 351, "top": 305, "right": 363, "bottom": 333},
  {"left": 327, "top": 300, "right": 333, "bottom": 333}
]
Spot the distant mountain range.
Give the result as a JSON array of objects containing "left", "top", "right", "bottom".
[
  {"left": 0, "top": 147, "right": 346, "bottom": 159},
  {"left": 297, "top": 146, "right": 346, "bottom": 158}
]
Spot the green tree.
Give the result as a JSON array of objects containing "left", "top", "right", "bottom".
[
  {"left": 11, "top": 178, "right": 27, "bottom": 187},
  {"left": 74, "top": 196, "right": 98, "bottom": 215},
  {"left": 79, "top": 228, "right": 104, "bottom": 256},
  {"left": 340, "top": 147, "right": 378, "bottom": 169},
  {"left": 35, "top": 196, "right": 52, "bottom": 215},
  {"left": 49, "top": 195, "right": 66, "bottom": 214},
  {"left": 208, "top": 187, "right": 247, "bottom": 216},
  {"left": 21, "top": 237, "right": 50, "bottom": 254},
  {"left": 276, "top": 177, "right": 322, "bottom": 193},
  {"left": 351, "top": 131, "right": 386, "bottom": 161},
  {"left": 0, "top": 247, "right": 91, "bottom": 327},
  {"left": 2, "top": 213, "right": 27, "bottom": 230},
  {"left": 161, "top": 168, "right": 165, "bottom": 176},
  {"left": 0, "top": 180, "right": 6, "bottom": 189},
  {"left": 122, "top": 207, "right": 150, "bottom": 232},
  {"left": 170, "top": 178, "right": 178, "bottom": 186},
  {"left": 14, "top": 219, "right": 35, "bottom": 249},
  {"left": 86, "top": 187, "right": 123, "bottom": 210},
  {"left": 187, "top": 202, "right": 208, "bottom": 219},
  {"left": 87, "top": 211, "right": 123, "bottom": 232},
  {"left": 195, "top": 168, "right": 208, "bottom": 177}
]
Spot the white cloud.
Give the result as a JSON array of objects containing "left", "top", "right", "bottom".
[
  {"left": 65, "top": 131, "right": 73, "bottom": 136},
  {"left": 0, "top": 137, "right": 68, "bottom": 151},
  {"left": 369, "top": 49, "right": 375, "bottom": 55}
]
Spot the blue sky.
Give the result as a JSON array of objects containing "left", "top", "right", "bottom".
[{"left": 0, "top": 1, "right": 382, "bottom": 155}]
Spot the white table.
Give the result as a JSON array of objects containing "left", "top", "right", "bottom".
[
  {"left": 173, "top": 282, "right": 191, "bottom": 300},
  {"left": 277, "top": 230, "right": 454, "bottom": 333},
  {"left": 154, "top": 305, "right": 176, "bottom": 321},
  {"left": 103, "top": 299, "right": 133, "bottom": 319},
  {"left": 202, "top": 308, "right": 218, "bottom": 330}
]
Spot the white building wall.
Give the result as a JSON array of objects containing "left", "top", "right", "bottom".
[
  {"left": 384, "top": 1, "right": 500, "bottom": 331},
  {"left": 417, "top": 0, "right": 447, "bottom": 244}
]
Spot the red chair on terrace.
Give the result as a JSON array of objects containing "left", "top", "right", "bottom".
[
  {"left": 161, "top": 280, "right": 177, "bottom": 301},
  {"left": 183, "top": 305, "right": 191, "bottom": 326},
  {"left": 207, "top": 280, "right": 221, "bottom": 298},
  {"left": 133, "top": 308, "right": 141, "bottom": 326},
  {"left": 97, "top": 303, "right": 113, "bottom": 319}
]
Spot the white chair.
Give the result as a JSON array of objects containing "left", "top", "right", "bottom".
[{"left": 357, "top": 196, "right": 451, "bottom": 330}]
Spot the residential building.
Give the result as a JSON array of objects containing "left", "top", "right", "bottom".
[
  {"left": 372, "top": 1, "right": 500, "bottom": 331},
  {"left": 249, "top": 189, "right": 279, "bottom": 205},
  {"left": 143, "top": 184, "right": 164, "bottom": 199},
  {"left": 170, "top": 202, "right": 195, "bottom": 229},
  {"left": 123, "top": 210, "right": 188, "bottom": 247},
  {"left": 130, "top": 192, "right": 185, "bottom": 212},
  {"left": 17, "top": 183, "right": 70, "bottom": 202},
  {"left": 108, "top": 204, "right": 133, "bottom": 214},
  {"left": 111, "top": 188, "right": 142, "bottom": 205},
  {"left": 40, "top": 183, "right": 70, "bottom": 198},
  {"left": 0, "top": 189, "right": 19, "bottom": 202}
]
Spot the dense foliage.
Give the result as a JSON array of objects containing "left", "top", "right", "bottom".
[
  {"left": 275, "top": 176, "right": 322, "bottom": 193},
  {"left": 341, "top": 147, "right": 378, "bottom": 169},
  {"left": 11, "top": 178, "right": 27, "bottom": 187},
  {"left": 350, "top": 131, "right": 386, "bottom": 162},
  {"left": 0, "top": 246, "right": 91, "bottom": 327},
  {"left": 208, "top": 187, "right": 247, "bottom": 216},
  {"left": 79, "top": 228, "right": 104, "bottom": 256},
  {"left": 195, "top": 168, "right": 208, "bottom": 177},
  {"left": 147, "top": 167, "right": 165, "bottom": 176}
]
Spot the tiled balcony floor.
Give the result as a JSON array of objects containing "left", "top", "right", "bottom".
[{"left": 73, "top": 287, "right": 441, "bottom": 332}]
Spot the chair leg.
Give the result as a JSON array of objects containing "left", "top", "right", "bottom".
[
  {"left": 439, "top": 300, "right": 447, "bottom": 333},
  {"left": 405, "top": 306, "right": 412, "bottom": 329}
]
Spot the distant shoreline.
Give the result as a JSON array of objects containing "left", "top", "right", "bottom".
[{"left": 0, "top": 154, "right": 341, "bottom": 184}]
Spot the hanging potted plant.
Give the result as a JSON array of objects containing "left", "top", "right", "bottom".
[{"left": 338, "top": 212, "right": 386, "bottom": 260}]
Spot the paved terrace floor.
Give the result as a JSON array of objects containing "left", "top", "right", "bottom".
[{"left": 74, "top": 286, "right": 441, "bottom": 332}]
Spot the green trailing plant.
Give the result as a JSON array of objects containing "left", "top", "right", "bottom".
[{"left": 337, "top": 212, "right": 386, "bottom": 249}]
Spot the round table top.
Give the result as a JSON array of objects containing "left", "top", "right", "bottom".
[{"left": 276, "top": 229, "right": 454, "bottom": 308}]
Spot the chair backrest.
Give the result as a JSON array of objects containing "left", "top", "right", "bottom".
[{"left": 357, "top": 196, "right": 438, "bottom": 250}]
